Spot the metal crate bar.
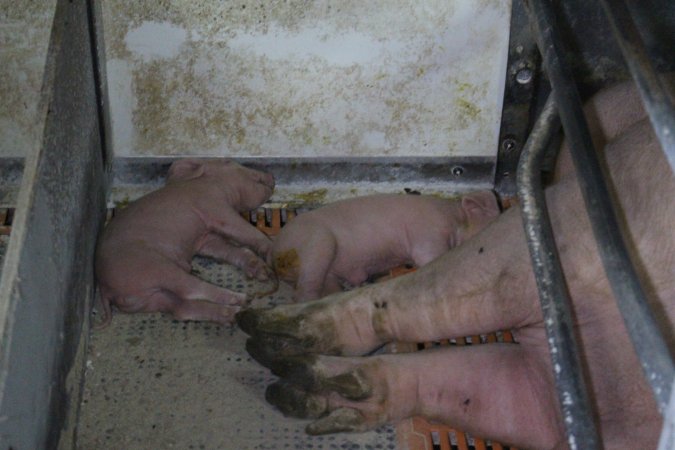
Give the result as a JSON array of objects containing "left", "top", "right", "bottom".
[
  {"left": 517, "top": 95, "right": 600, "bottom": 448},
  {"left": 598, "top": 0, "right": 675, "bottom": 175},
  {"left": 525, "top": 0, "right": 674, "bottom": 420}
]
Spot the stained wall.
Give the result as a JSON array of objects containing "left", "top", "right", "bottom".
[
  {"left": 103, "top": 1, "right": 511, "bottom": 159},
  {"left": 0, "top": 2, "right": 57, "bottom": 157}
]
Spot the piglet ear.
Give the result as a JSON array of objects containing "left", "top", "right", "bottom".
[
  {"left": 461, "top": 190, "right": 501, "bottom": 222},
  {"left": 166, "top": 159, "right": 205, "bottom": 182}
]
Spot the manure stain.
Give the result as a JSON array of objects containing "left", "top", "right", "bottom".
[{"left": 274, "top": 248, "right": 300, "bottom": 279}]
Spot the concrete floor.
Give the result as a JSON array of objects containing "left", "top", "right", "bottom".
[{"left": 76, "top": 255, "right": 397, "bottom": 449}]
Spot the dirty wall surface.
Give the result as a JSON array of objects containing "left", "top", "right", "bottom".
[
  {"left": 0, "top": 1, "right": 57, "bottom": 157},
  {"left": 103, "top": 0, "right": 511, "bottom": 159}
]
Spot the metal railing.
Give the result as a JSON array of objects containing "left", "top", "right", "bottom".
[{"left": 518, "top": 0, "right": 675, "bottom": 447}]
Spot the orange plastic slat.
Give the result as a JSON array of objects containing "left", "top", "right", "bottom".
[
  {"left": 439, "top": 430, "right": 452, "bottom": 450},
  {"left": 256, "top": 209, "right": 265, "bottom": 231},
  {"left": 455, "top": 429, "right": 469, "bottom": 449},
  {"left": 270, "top": 208, "right": 281, "bottom": 231}
]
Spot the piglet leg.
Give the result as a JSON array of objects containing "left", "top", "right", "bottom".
[
  {"left": 292, "top": 229, "right": 339, "bottom": 302},
  {"left": 167, "top": 269, "right": 248, "bottom": 305},
  {"left": 169, "top": 272, "right": 247, "bottom": 323},
  {"left": 170, "top": 296, "right": 243, "bottom": 323},
  {"left": 150, "top": 269, "right": 250, "bottom": 323},
  {"left": 208, "top": 211, "right": 273, "bottom": 259},
  {"left": 198, "top": 232, "right": 273, "bottom": 281},
  {"left": 114, "top": 288, "right": 243, "bottom": 324}
]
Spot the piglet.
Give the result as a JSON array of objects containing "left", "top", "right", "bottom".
[
  {"left": 272, "top": 191, "right": 500, "bottom": 301},
  {"left": 95, "top": 159, "right": 275, "bottom": 326}
]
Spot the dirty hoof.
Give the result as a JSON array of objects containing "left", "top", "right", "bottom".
[
  {"left": 265, "top": 380, "right": 329, "bottom": 419},
  {"left": 245, "top": 335, "right": 308, "bottom": 367},
  {"left": 270, "top": 357, "right": 372, "bottom": 401}
]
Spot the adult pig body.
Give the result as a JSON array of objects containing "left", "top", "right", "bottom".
[
  {"left": 96, "top": 159, "right": 275, "bottom": 325},
  {"left": 272, "top": 192, "right": 500, "bottom": 300},
  {"left": 238, "top": 81, "right": 675, "bottom": 449}
]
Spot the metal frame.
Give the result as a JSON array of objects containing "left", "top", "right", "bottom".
[
  {"left": 494, "top": 0, "right": 541, "bottom": 198},
  {"left": 517, "top": 95, "right": 601, "bottom": 448},
  {"left": 598, "top": 0, "right": 675, "bottom": 177},
  {"left": 519, "top": 0, "right": 675, "bottom": 447},
  {"left": 0, "top": 0, "right": 107, "bottom": 447}
]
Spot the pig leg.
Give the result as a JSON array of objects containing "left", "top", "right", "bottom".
[
  {"left": 198, "top": 232, "right": 272, "bottom": 281},
  {"left": 109, "top": 258, "right": 249, "bottom": 323},
  {"left": 291, "top": 230, "right": 339, "bottom": 302},
  {"left": 263, "top": 346, "right": 561, "bottom": 449},
  {"left": 144, "top": 266, "right": 250, "bottom": 323},
  {"left": 168, "top": 278, "right": 247, "bottom": 323},
  {"left": 409, "top": 237, "right": 449, "bottom": 267},
  {"left": 114, "top": 288, "right": 242, "bottom": 324},
  {"left": 169, "top": 294, "right": 242, "bottom": 323},
  {"left": 238, "top": 119, "right": 672, "bottom": 357},
  {"left": 320, "top": 273, "right": 342, "bottom": 298},
  {"left": 239, "top": 207, "right": 539, "bottom": 358},
  {"left": 239, "top": 119, "right": 671, "bottom": 448},
  {"left": 207, "top": 210, "right": 273, "bottom": 259}
]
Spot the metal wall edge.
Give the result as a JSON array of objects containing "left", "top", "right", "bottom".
[{"left": 0, "top": 0, "right": 107, "bottom": 447}]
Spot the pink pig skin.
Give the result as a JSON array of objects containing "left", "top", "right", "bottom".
[
  {"left": 272, "top": 191, "right": 500, "bottom": 301},
  {"left": 237, "top": 79, "right": 675, "bottom": 449},
  {"left": 95, "top": 159, "right": 275, "bottom": 325}
]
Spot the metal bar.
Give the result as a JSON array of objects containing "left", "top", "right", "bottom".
[
  {"left": 517, "top": 95, "right": 601, "bottom": 449},
  {"left": 525, "top": 0, "right": 674, "bottom": 413},
  {"left": 598, "top": 0, "right": 675, "bottom": 176},
  {"left": 494, "top": 0, "right": 540, "bottom": 198}
]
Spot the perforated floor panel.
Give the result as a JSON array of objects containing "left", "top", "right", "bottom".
[
  {"left": 77, "top": 252, "right": 397, "bottom": 449},
  {"left": 77, "top": 207, "right": 517, "bottom": 449}
]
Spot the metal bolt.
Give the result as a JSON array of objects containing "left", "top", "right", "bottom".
[
  {"left": 502, "top": 138, "right": 517, "bottom": 152},
  {"left": 452, "top": 166, "right": 464, "bottom": 176},
  {"left": 516, "top": 68, "right": 533, "bottom": 84}
]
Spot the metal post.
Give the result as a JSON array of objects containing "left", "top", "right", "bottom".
[
  {"left": 598, "top": 0, "right": 675, "bottom": 176},
  {"left": 517, "top": 95, "right": 601, "bottom": 449},
  {"left": 525, "top": 0, "right": 674, "bottom": 413}
]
